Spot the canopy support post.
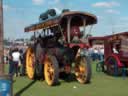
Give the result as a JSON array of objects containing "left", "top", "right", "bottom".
[
  {"left": 83, "top": 18, "right": 86, "bottom": 38},
  {"left": 67, "top": 16, "right": 72, "bottom": 43},
  {"left": 88, "top": 25, "right": 93, "bottom": 36}
]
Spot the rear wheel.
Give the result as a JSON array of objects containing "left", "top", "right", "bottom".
[
  {"left": 26, "top": 47, "right": 35, "bottom": 79},
  {"left": 44, "top": 55, "right": 59, "bottom": 86},
  {"left": 74, "top": 56, "right": 91, "bottom": 84},
  {"left": 106, "top": 56, "right": 121, "bottom": 76}
]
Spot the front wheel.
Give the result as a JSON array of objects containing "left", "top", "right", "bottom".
[
  {"left": 44, "top": 55, "right": 59, "bottom": 86},
  {"left": 74, "top": 56, "right": 91, "bottom": 84}
]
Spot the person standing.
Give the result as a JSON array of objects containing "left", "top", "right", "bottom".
[
  {"left": 94, "top": 48, "right": 98, "bottom": 61},
  {"left": 8, "top": 47, "right": 14, "bottom": 75},
  {"left": 12, "top": 47, "right": 20, "bottom": 77},
  {"left": 88, "top": 47, "right": 94, "bottom": 60},
  {"left": 19, "top": 48, "right": 24, "bottom": 76},
  {"left": 98, "top": 47, "right": 104, "bottom": 61},
  {"left": 100, "top": 47, "right": 104, "bottom": 61}
]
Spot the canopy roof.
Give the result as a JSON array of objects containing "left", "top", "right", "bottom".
[
  {"left": 106, "top": 32, "right": 128, "bottom": 38},
  {"left": 88, "top": 32, "right": 128, "bottom": 46},
  {"left": 105, "top": 32, "right": 128, "bottom": 42},
  {"left": 24, "top": 11, "right": 97, "bottom": 32}
]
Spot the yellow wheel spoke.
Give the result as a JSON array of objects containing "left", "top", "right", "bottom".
[
  {"left": 74, "top": 57, "right": 88, "bottom": 84},
  {"left": 44, "top": 55, "right": 59, "bottom": 86},
  {"left": 26, "top": 48, "right": 35, "bottom": 79},
  {"left": 45, "top": 62, "right": 54, "bottom": 85}
]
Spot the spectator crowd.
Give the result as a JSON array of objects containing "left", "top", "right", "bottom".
[
  {"left": 7, "top": 45, "right": 27, "bottom": 77},
  {"left": 88, "top": 46, "right": 104, "bottom": 61}
]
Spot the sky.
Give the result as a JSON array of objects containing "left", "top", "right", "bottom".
[{"left": 3, "top": 0, "right": 128, "bottom": 39}]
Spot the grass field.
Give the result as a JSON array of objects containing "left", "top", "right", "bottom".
[{"left": 5, "top": 62, "right": 128, "bottom": 96}]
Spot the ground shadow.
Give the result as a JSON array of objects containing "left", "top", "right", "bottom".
[
  {"left": 59, "top": 72, "right": 77, "bottom": 83},
  {"left": 14, "top": 80, "right": 36, "bottom": 96}
]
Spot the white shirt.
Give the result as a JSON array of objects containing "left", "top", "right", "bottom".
[
  {"left": 113, "top": 48, "right": 118, "bottom": 54},
  {"left": 88, "top": 48, "right": 94, "bottom": 54},
  {"left": 12, "top": 51, "right": 20, "bottom": 62},
  {"left": 94, "top": 49, "right": 98, "bottom": 53},
  {"left": 100, "top": 48, "right": 104, "bottom": 55}
]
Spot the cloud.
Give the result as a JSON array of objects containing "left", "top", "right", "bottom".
[
  {"left": 48, "top": 0, "right": 60, "bottom": 5},
  {"left": 92, "top": 1, "right": 120, "bottom": 8},
  {"left": 3, "top": 5, "right": 21, "bottom": 12},
  {"left": 113, "top": 23, "right": 128, "bottom": 33},
  {"left": 32, "top": 0, "right": 44, "bottom": 5},
  {"left": 54, "top": 7, "right": 61, "bottom": 14},
  {"left": 4, "top": 18, "right": 32, "bottom": 39},
  {"left": 3, "top": 5, "right": 11, "bottom": 11},
  {"left": 106, "top": 9, "right": 120, "bottom": 14},
  {"left": 115, "top": 23, "right": 128, "bottom": 28},
  {"left": 33, "top": 0, "right": 59, "bottom": 6},
  {"left": 114, "top": 17, "right": 128, "bottom": 29},
  {"left": 119, "top": 17, "right": 128, "bottom": 21},
  {"left": 54, "top": 0, "right": 59, "bottom": 3},
  {"left": 97, "top": 15, "right": 103, "bottom": 19}
]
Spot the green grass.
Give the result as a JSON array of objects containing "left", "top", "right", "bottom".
[{"left": 5, "top": 62, "right": 128, "bottom": 96}]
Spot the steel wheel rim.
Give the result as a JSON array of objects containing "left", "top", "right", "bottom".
[
  {"left": 44, "top": 59, "right": 55, "bottom": 86},
  {"left": 107, "top": 57, "right": 116, "bottom": 75},
  {"left": 26, "top": 48, "right": 35, "bottom": 79},
  {"left": 75, "top": 57, "right": 87, "bottom": 84}
]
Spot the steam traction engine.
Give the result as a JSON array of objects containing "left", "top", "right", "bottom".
[
  {"left": 24, "top": 9, "right": 97, "bottom": 86},
  {"left": 89, "top": 32, "right": 128, "bottom": 76}
]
